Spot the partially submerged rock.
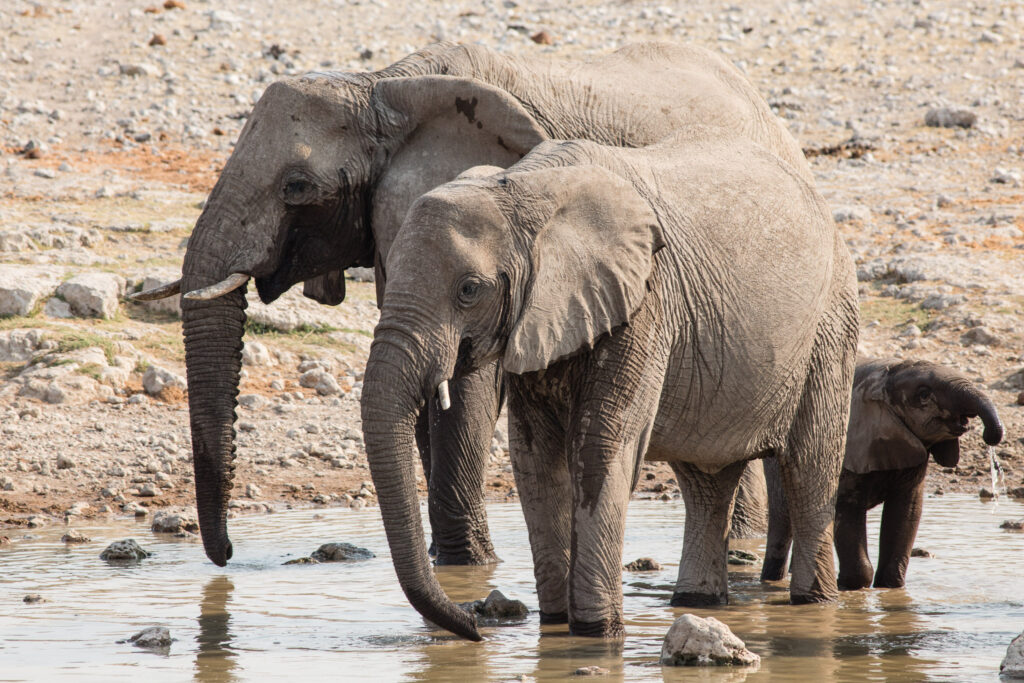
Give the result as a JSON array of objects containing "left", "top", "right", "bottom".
[
  {"left": 727, "top": 549, "right": 760, "bottom": 565},
  {"left": 23, "top": 594, "right": 45, "bottom": 603},
  {"left": 573, "top": 666, "right": 609, "bottom": 676},
  {"left": 1001, "top": 519, "right": 1024, "bottom": 531},
  {"left": 1002, "top": 632, "right": 1024, "bottom": 678},
  {"left": 624, "top": 557, "right": 661, "bottom": 572},
  {"left": 458, "top": 589, "right": 529, "bottom": 625},
  {"left": 151, "top": 509, "right": 199, "bottom": 535},
  {"left": 284, "top": 542, "right": 374, "bottom": 565},
  {"left": 125, "top": 626, "right": 173, "bottom": 649},
  {"left": 910, "top": 547, "right": 933, "bottom": 558},
  {"left": 100, "top": 539, "right": 151, "bottom": 562},
  {"left": 61, "top": 530, "right": 91, "bottom": 543},
  {"left": 661, "top": 614, "right": 760, "bottom": 668}
]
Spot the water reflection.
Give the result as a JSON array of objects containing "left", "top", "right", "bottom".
[{"left": 195, "top": 576, "right": 237, "bottom": 683}]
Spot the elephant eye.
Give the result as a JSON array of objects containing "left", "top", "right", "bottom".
[
  {"left": 456, "top": 277, "right": 485, "bottom": 307},
  {"left": 916, "top": 386, "right": 932, "bottom": 403},
  {"left": 282, "top": 177, "right": 316, "bottom": 204}
]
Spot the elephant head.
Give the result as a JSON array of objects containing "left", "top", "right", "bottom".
[
  {"left": 844, "top": 358, "right": 1004, "bottom": 474},
  {"left": 360, "top": 152, "right": 664, "bottom": 639},
  {"left": 133, "top": 66, "right": 548, "bottom": 567}
]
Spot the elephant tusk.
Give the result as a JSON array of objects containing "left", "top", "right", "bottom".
[
  {"left": 129, "top": 278, "right": 181, "bottom": 301},
  {"left": 183, "top": 273, "right": 250, "bottom": 301},
  {"left": 437, "top": 379, "right": 451, "bottom": 411}
]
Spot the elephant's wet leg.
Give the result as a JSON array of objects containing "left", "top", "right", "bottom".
[
  {"left": 873, "top": 464, "right": 926, "bottom": 588},
  {"left": 761, "top": 456, "right": 793, "bottom": 582},
  {"left": 507, "top": 381, "right": 571, "bottom": 624},
  {"left": 834, "top": 470, "right": 877, "bottom": 590},
  {"left": 427, "top": 363, "right": 502, "bottom": 565},
  {"left": 669, "top": 460, "right": 746, "bottom": 606}
]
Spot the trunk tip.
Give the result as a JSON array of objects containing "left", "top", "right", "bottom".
[
  {"left": 983, "top": 422, "right": 1004, "bottom": 446},
  {"left": 204, "top": 538, "right": 234, "bottom": 567}
]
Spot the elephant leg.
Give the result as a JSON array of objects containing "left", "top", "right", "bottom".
[
  {"left": 670, "top": 460, "right": 746, "bottom": 606},
  {"left": 761, "top": 455, "right": 792, "bottom": 581},
  {"left": 426, "top": 362, "right": 502, "bottom": 565},
  {"left": 507, "top": 380, "right": 571, "bottom": 624},
  {"left": 873, "top": 464, "right": 927, "bottom": 588},
  {"left": 730, "top": 458, "right": 768, "bottom": 540},
  {"left": 834, "top": 470, "right": 876, "bottom": 590}
]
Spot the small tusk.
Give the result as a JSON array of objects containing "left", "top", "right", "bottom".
[
  {"left": 129, "top": 278, "right": 181, "bottom": 301},
  {"left": 437, "top": 379, "right": 451, "bottom": 411},
  {"left": 183, "top": 273, "right": 250, "bottom": 301}
]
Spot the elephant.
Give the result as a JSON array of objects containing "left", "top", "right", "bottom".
[
  {"left": 759, "top": 358, "right": 1005, "bottom": 589},
  {"left": 131, "top": 41, "right": 813, "bottom": 570},
  {"left": 360, "top": 127, "right": 859, "bottom": 641},
  {"left": 834, "top": 358, "right": 1003, "bottom": 590}
]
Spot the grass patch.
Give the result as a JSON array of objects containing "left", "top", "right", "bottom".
[
  {"left": 860, "top": 297, "right": 934, "bottom": 331},
  {"left": 49, "top": 331, "right": 117, "bottom": 365},
  {"left": 76, "top": 362, "right": 105, "bottom": 381}
]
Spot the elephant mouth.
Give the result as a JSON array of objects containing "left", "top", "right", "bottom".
[{"left": 254, "top": 272, "right": 292, "bottom": 304}]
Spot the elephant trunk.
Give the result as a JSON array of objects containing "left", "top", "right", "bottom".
[
  {"left": 360, "top": 333, "right": 481, "bottom": 641},
  {"left": 181, "top": 244, "right": 248, "bottom": 567},
  {"left": 958, "top": 383, "right": 1003, "bottom": 446}
]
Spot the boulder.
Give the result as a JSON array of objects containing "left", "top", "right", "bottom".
[
  {"left": 310, "top": 542, "right": 374, "bottom": 562},
  {"left": 0, "top": 265, "right": 64, "bottom": 316},
  {"left": 1002, "top": 632, "right": 1024, "bottom": 678},
  {"left": 151, "top": 509, "right": 199, "bottom": 534},
  {"left": 100, "top": 539, "right": 151, "bottom": 562},
  {"left": 57, "top": 272, "right": 126, "bottom": 319},
  {"left": 661, "top": 614, "right": 760, "bottom": 667},
  {"left": 137, "top": 273, "right": 182, "bottom": 317},
  {"left": 126, "top": 627, "right": 173, "bottom": 649},
  {"left": 0, "top": 329, "right": 49, "bottom": 362},
  {"left": 458, "top": 590, "right": 529, "bottom": 624},
  {"left": 242, "top": 340, "right": 276, "bottom": 367},
  {"left": 142, "top": 364, "right": 187, "bottom": 397}
]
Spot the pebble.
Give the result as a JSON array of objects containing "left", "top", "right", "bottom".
[{"left": 924, "top": 107, "right": 977, "bottom": 128}]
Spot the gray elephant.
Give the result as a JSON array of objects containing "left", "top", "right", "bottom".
[
  {"left": 760, "top": 358, "right": 1004, "bottom": 589},
  {"left": 835, "top": 358, "right": 1003, "bottom": 590},
  {"left": 133, "top": 42, "right": 812, "bottom": 569},
  {"left": 360, "top": 128, "right": 858, "bottom": 641}
]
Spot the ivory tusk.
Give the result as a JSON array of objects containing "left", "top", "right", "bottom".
[
  {"left": 437, "top": 379, "right": 451, "bottom": 411},
  {"left": 183, "top": 273, "right": 250, "bottom": 301},
  {"left": 129, "top": 279, "right": 181, "bottom": 301}
]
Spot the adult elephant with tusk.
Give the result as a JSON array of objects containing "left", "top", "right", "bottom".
[
  {"left": 361, "top": 129, "right": 858, "bottom": 641},
  {"left": 132, "top": 41, "right": 812, "bottom": 571}
]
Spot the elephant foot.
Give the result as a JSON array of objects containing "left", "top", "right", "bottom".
[
  {"left": 760, "top": 556, "right": 788, "bottom": 582},
  {"left": 789, "top": 585, "right": 838, "bottom": 604},
  {"left": 872, "top": 572, "right": 907, "bottom": 589},
  {"left": 670, "top": 591, "right": 728, "bottom": 607},
  {"left": 838, "top": 564, "right": 874, "bottom": 591},
  {"left": 432, "top": 548, "right": 500, "bottom": 566},
  {"left": 539, "top": 610, "right": 569, "bottom": 625},
  {"left": 569, "top": 617, "right": 624, "bottom": 638}
]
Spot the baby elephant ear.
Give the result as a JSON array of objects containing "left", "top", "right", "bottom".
[
  {"left": 503, "top": 165, "right": 666, "bottom": 375},
  {"left": 928, "top": 439, "right": 960, "bottom": 468},
  {"left": 302, "top": 270, "right": 346, "bottom": 306},
  {"left": 844, "top": 363, "right": 929, "bottom": 473}
]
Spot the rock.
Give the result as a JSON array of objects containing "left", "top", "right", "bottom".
[
  {"left": 151, "top": 509, "right": 199, "bottom": 534},
  {"left": 245, "top": 483, "right": 261, "bottom": 498},
  {"left": 925, "top": 107, "right": 977, "bottom": 129},
  {"left": 299, "top": 368, "right": 340, "bottom": 396},
  {"left": 56, "top": 454, "right": 75, "bottom": 469},
  {"left": 44, "top": 297, "right": 73, "bottom": 318},
  {"left": 242, "top": 341, "right": 276, "bottom": 366},
  {"left": 1000, "top": 519, "right": 1024, "bottom": 530},
  {"left": 56, "top": 272, "right": 125, "bottom": 319},
  {"left": 661, "top": 614, "right": 760, "bottom": 667},
  {"left": 992, "top": 168, "right": 1023, "bottom": 187},
  {"left": 0, "top": 329, "right": 48, "bottom": 362},
  {"left": 136, "top": 273, "right": 182, "bottom": 316},
  {"left": 142, "top": 364, "right": 186, "bottom": 397},
  {"left": 572, "top": 666, "right": 609, "bottom": 676},
  {"left": 126, "top": 626, "right": 172, "bottom": 648},
  {"left": 980, "top": 487, "right": 996, "bottom": 499},
  {"left": 100, "top": 539, "right": 151, "bottom": 562},
  {"left": 119, "top": 63, "right": 158, "bottom": 77},
  {"left": 832, "top": 205, "right": 871, "bottom": 223},
  {"left": 727, "top": 549, "right": 760, "bottom": 565},
  {"left": 346, "top": 267, "right": 374, "bottom": 282},
  {"left": 624, "top": 557, "right": 661, "bottom": 572},
  {"left": 62, "top": 530, "right": 91, "bottom": 543},
  {"left": 1009, "top": 488, "right": 1024, "bottom": 499},
  {"left": 149, "top": 34, "right": 167, "bottom": 47},
  {"left": 910, "top": 547, "right": 933, "bottom": 558},
  {"left": 309, "top": 542, "right": 374, "bottom": 562},
  {"left": 960, "top": 326, "right": 1000, "bottom": 347},
  {"left": 0, "top": 265, "right": 64, "bottom": 316},
  {"left": 1002, "top": 632, "right": 1024, "bottom": 678},
  {"left": 531, "top": 30, "right": 555, "bottom": 45},
  {"left": 920, "top": 293, "right": 965, "bottom": 310},
  {"left": 458, "top": 590, "right": 529, "bottom": 624},
  {"left": 283, "top": 556, "right": 319, "bottom": 565},
  {"left": 23, "top": 594, "right": 45, "bottom": 604}
]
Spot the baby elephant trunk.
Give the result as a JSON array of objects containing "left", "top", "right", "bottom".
[{"left": 958, "top": 384, "right": 1003, "bottom": 446}]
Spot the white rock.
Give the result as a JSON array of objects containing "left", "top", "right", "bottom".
[
  {"left": 142, "top": 365, "right": 187, "bottom": 396},
  {"left": 0, "top": 329, "right": 48, "bottom": 362},
  {"left": 57, "top": 272, "right": 125, "bottom": 319},
  {"left": 832, "top": 205, "right": 871, "bottom": 223},
  {"left": 1002, "top": 632, "right": 1024, "bottom": 678},
  {"left": 119, "top": 63, "right": 158, "bottom": 77},
  {"left": 0, "top": 265, "right": 64, "bottom": 316},
  {"left": 0, "top": 231, "right": 38, "bottom": 252},
  {"left": 242, "top": 341, "right": 276, "bottom": 367},
  {"left": 137, "top": 273, "right": 182, "bottom": 317},
  {"left": 151, "top": 509, "right": 198, "bottom": 534},
  {"left": 44, "top": 297, "right": 73, "bottom": 318},
  {"left": 661, "top": 614, "right": 760, "bottom": 667}
]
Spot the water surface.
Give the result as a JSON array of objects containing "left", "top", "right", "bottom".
[{"left": 2, "top": 494, "right": 1022, "bottom": 681}]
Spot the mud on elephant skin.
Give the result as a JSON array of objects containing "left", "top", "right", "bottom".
[
  {"left": 132, "top": 41, "right": 814, "bottom": 570},
  {"left": 835, "top": 358, "right": 1003, "bottom": 590},
  {"left": 360, "top": 128, "right": 857, "bottom": 640}
]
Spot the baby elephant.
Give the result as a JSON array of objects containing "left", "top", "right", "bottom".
[{"left": 835, "top": 358, "right": 1004, "bottom": 590}]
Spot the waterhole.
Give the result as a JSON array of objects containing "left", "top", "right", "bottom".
[{"left": 2, "top": 494, "right": 1022, "bottom": 681}]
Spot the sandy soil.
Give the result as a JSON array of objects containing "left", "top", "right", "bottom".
[{"left": 2, "top": 0, "right": 1023, "bottom": 531}]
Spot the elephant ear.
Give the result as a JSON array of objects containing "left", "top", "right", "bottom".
[
  {"left": 928, "top": 439, "right": 960, "bottom": 468},
  {"left": 503, "top": 165, "right": 666, "bottom": 375},
  {"left": 844, "top": 364, "right": 929, "bottom": 473},
  {"left": 369, "top": 76, "right": 550, "bottom": 309},
  {"left": 302, "top": 270, "right": 346, "bottom": 306}
]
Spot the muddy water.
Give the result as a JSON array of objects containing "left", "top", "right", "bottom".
[{"left": 2, "top": 494, "right": 1023, "bottom": 681}]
